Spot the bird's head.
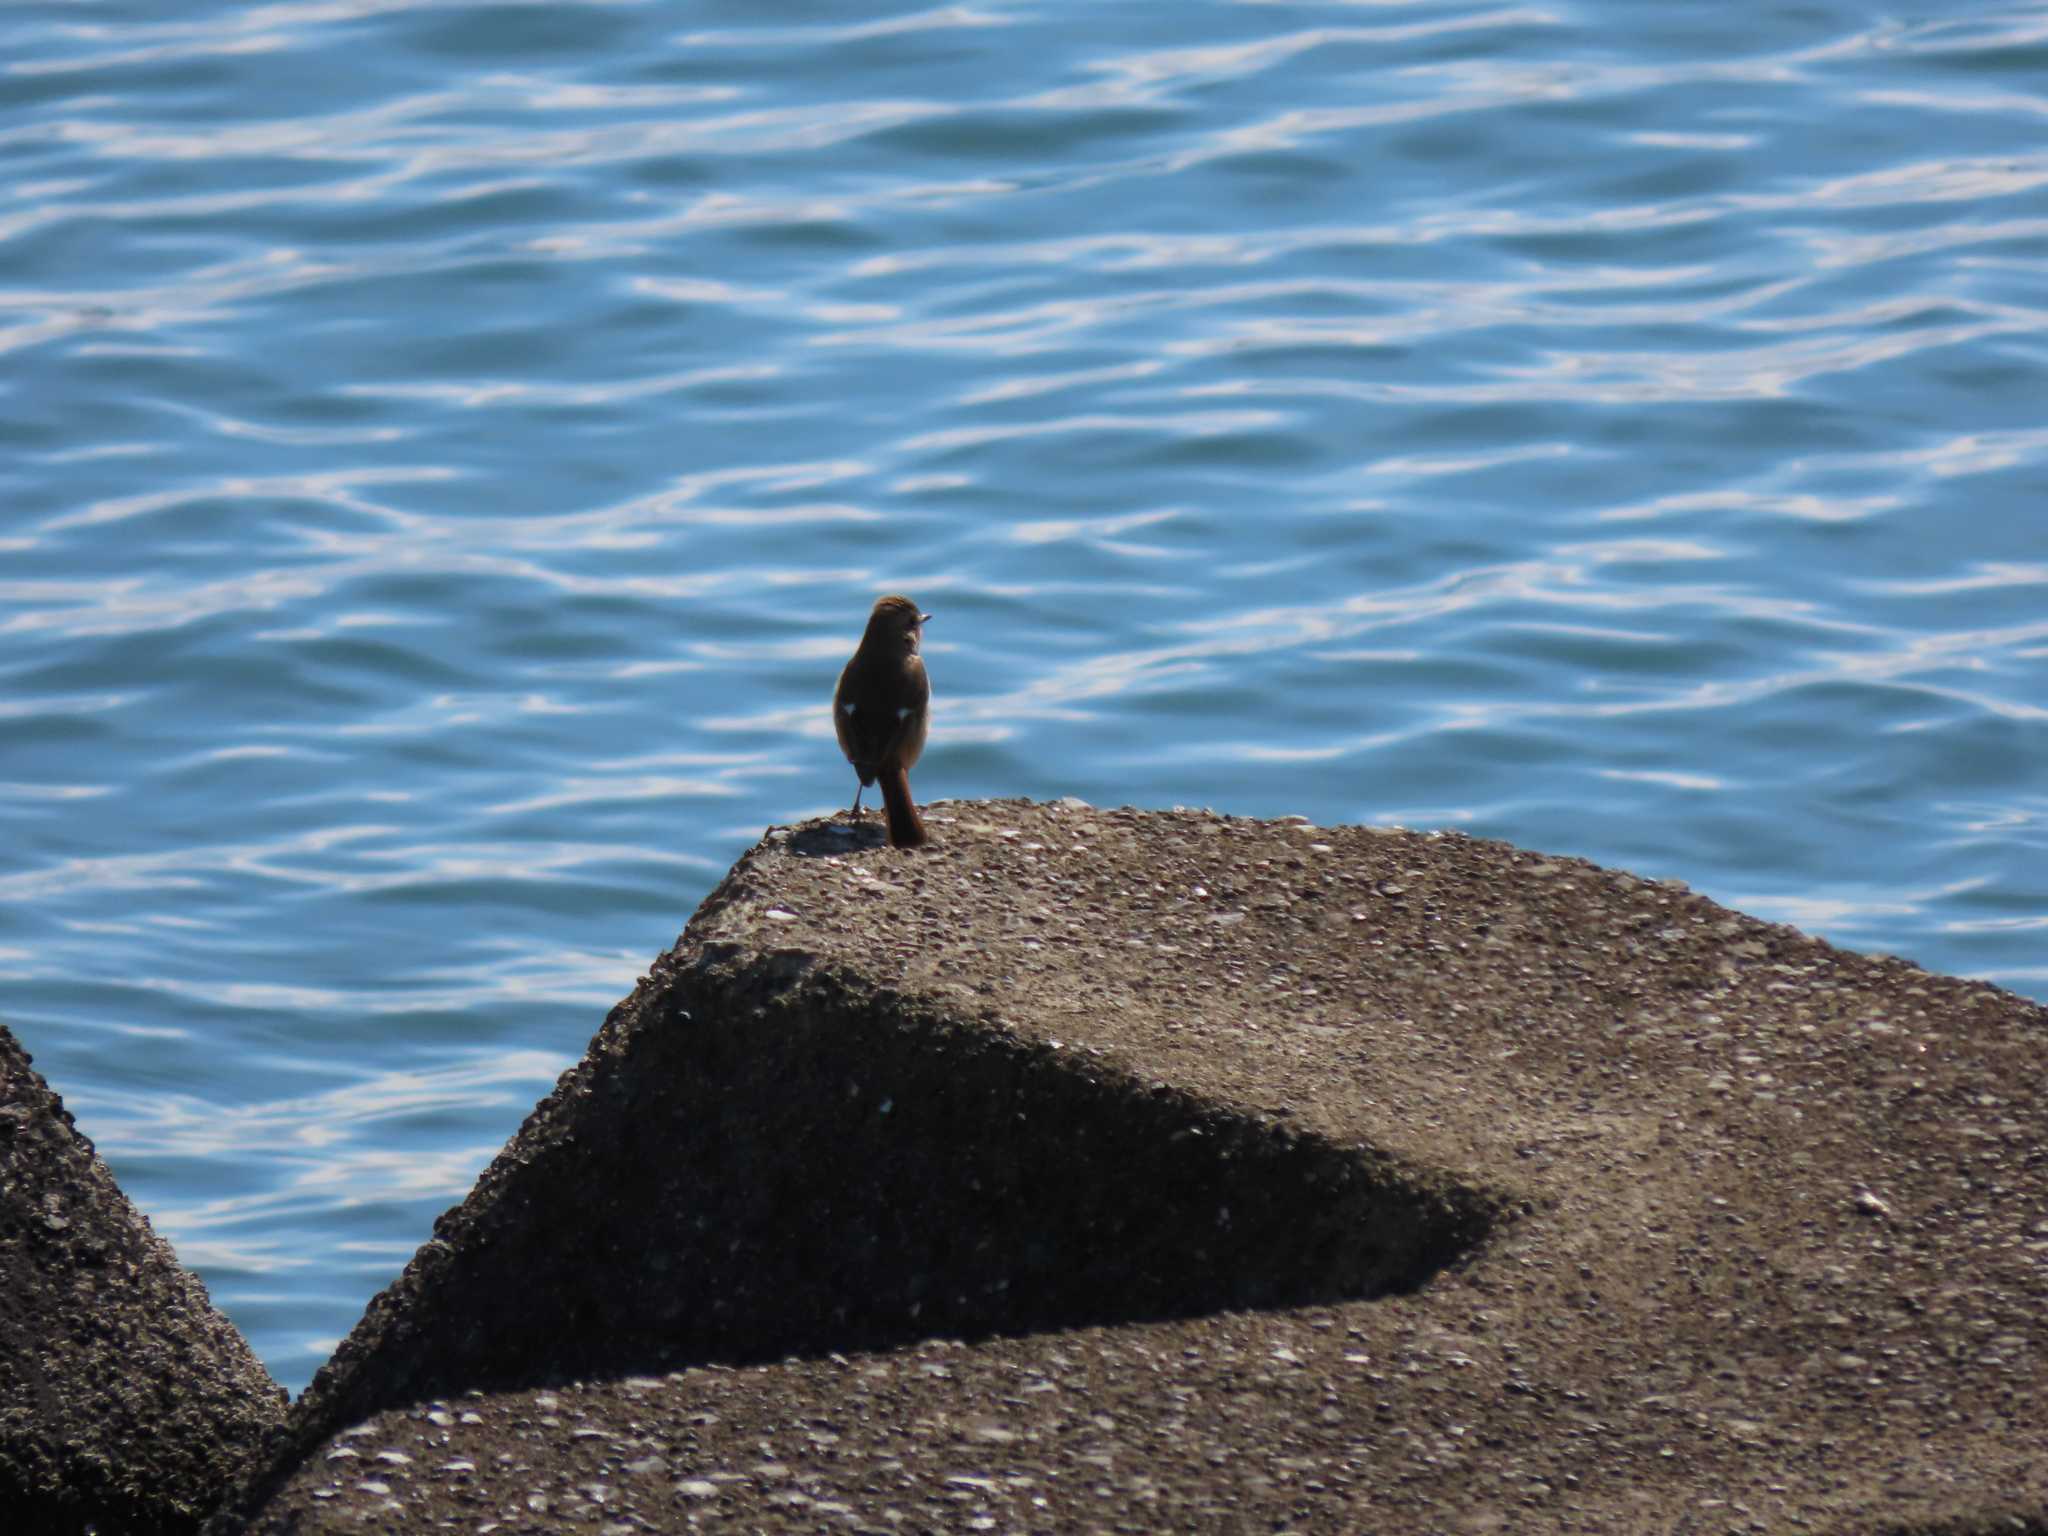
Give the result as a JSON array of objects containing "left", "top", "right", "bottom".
[{"left": 867, "top": 594, "right": 929, "bottom": 651}]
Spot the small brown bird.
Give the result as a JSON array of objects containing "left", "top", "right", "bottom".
[{"left": 833, "top": 595, "right": 931, "bottom": 848}]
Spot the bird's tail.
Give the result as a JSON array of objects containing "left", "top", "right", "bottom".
[{"left": 878, "top": 764, "right": 927, "bottom": 848}]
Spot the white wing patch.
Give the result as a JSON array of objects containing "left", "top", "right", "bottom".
[
  {"left": 841, "top": 702, "right": 857, "bottom": 715},
  {"left": 896, "top": 707, "right": 910, "bottom": 720}
]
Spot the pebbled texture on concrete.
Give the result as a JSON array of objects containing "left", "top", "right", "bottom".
[
  {"left": 1, "top": 1023, "right": 285, "bottom": 1535},
  {"left": 230, "top": 800, "right": 2047, "bottom": 1534}
]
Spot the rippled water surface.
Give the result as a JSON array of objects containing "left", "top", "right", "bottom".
[{"left": 5, "top": 0, "right": 2046, "bottom": 1389}]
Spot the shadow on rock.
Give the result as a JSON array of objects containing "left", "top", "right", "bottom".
[{"left": 274, "top": 954, "right": 1496, "bottom": 1470}]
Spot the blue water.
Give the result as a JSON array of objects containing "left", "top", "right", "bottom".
[{"left": 4, "top": 0, "right": 2045, "bottom": 1392}]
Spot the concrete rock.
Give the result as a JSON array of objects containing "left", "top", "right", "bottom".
[
  {"left": 231, "top": 802, "right": 2048, "bottom": 1533},
  {"left": 1, "top": 1024, "right": 285, "bottom": 1534}
]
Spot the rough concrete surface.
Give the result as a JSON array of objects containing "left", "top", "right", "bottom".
[
  {"left": 221, "top": 800, "right": 2045, "bottom": 1533},
  {"left": 1, "top": 1023, "right": 286, "bottom": 1535}
]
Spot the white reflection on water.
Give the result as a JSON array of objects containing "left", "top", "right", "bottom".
[
  {"left": 43, "top": 465, "right": 452, "bottom": 534},
  {"left": 1598, "top": 768, "right": 1728, "bottom": 792},
  {"left": 1728, "top": 890, "right": 1930, "bottom": 930},
  {"left": 0, "top": 826, "right": 391, "bottom": 900},
  {"left": 156, "top": 1142, "right": 507, "bottom": 1274},
  {"left": 486, "top": 773, "right": 749, "bottom": 816},
  {"left": 94, "top": 1049, "right": 560, "bottom": 1137},
  {"left": 1858, "top": 563, "right": 2048, "bottom": 596},
  {"left": 355, "top": 362, "right": 782, "bottom": 410},
  {"left": 679, "top": 8, "right": 1015, "bottom": 50},
  {"left": 1596, "top": 489, "right": 1902, "bottom": 524},
  {"left": 82, "top": 1047, "right": 573, "bottom": 1272},
  {"left": 0, "top": 780, "right": 112, "bottom": 800},
  {"left": 0, "top": 829, "right": 719, "bottom": 903}
]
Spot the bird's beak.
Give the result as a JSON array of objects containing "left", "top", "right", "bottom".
[{"left": 918, "top": 611, "right": 933, "bottom": 624}]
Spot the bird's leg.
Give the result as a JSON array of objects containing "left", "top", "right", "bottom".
[{"left": 850, "top": 782, "right": 865, "bottom": 817}]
